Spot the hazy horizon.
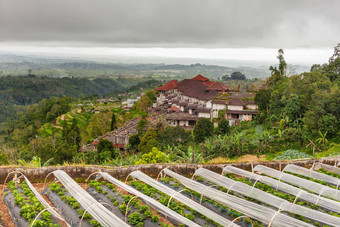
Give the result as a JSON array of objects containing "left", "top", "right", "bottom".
[{"left": 1, "top": 0, "right": 339, "bottom": 68}]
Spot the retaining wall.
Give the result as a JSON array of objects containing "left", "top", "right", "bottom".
[{"left": 0, "top": 157, "right": 339, "bottom": 183}]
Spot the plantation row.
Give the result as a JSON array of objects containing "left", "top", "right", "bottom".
[{"left": 1, "top": 162, "right": 340, "bottom": 226}]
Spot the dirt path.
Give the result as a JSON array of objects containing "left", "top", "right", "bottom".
[
  {"left": 56, "top": 114, "right": 66, "bottom": 125},
  {"left": 0, "top": 185, "right": 15, "bottom": 227}
]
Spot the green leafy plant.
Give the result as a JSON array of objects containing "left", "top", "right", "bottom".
[
  {"left": 274, "top": 149, "right": 311, "bottom": 160},
  {"left": 128, "top": 212, "right": 144, "bottom": 225}
]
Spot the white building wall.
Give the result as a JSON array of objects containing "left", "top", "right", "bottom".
[
  {"left": 213, "top": 103, "right": 227, "bottom": 110},
  {"left": 228, "top": 105, "right": 244, "bottom": 111},
  {"left": 245, "top": 104, "right": 258, "bottom": 110},
  {"left": 206, "top": 101, "right": 212, "bottom": 109},
  {"left": 198, "top": 112, "right": 211, "bottom": 118}
]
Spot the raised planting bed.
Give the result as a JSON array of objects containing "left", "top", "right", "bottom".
[
  {"left": 222, "top": 172, "right": 340, "bottom": 226},
  {"left": 128, "top": 179, "right": 224, "bottom": 227},
  {"left": 43, "top": 182, "right": 98, "bottom": 227},
  {"left": 85, "top": 179, "right": 171, "bottom": 227},
  {"left": 3, "top": 180, "right": 61, "bottom": 227},
  {"left": 160, "top": 176, "right": 256, "bottom": 227}
]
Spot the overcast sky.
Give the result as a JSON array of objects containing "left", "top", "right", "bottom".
[{"left": 0, "top": 0, "right": 339, "bottom": 65}]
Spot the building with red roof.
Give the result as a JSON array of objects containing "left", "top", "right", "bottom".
[
  {"left": 205, "top": 81, "right": 229, "bottom": 92},
  {"left": 190, "top": 74, "right": 210, "bottom": 82},
  {"left": 155, "top": 80, "right": 179, "bottom": 91},
  {"left": 153, "top": 74, "right": 258, "bottom": 128}
]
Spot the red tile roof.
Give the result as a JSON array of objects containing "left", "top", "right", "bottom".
[
  {"left": 190, "top": 74, "right": 209, "bottom": 82},
  {"left": 155, "top": 80, "right": 179, "bottom": 91},
  {"left": 168, "top": 105, "right": 181, "bottom": 112},
  {"left": 175, "top": 79, "right": 218, "bottom": 101},
  {"left": 202, "top": 81, "right": 216, "bottom": 86},
  {"left": 91, "top": 140, "right": 99, "bottom": 146},
  {"left": 206, "top": 82, "right": 229, "bottom": 91}
]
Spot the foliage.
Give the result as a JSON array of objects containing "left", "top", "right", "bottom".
[
  {"left": 157, "top": 126, "right": 191, "bottom": 149},
  {"left": 193, "top": 118, "right": 213, "bottom": 143},
  {"left": 128, "top": 212, "right": 144, "bottom": 225},
  {"left": 254, "top": 89, "right": 271, "bottom": 112},
  {"left": 135, "top": 147, "right": 168, "bottom": 164},
  {"left": 216, "top": 119, "right": 229, "bottom": 135},
  {"left": 97, "top": 139, "right": 114, "bottom": 153},
  {"left": 274, "top": 149, "right": 311, "bottom": 160},
  {"left": 0, "top": 150, "right": 9, "bottom": 165},
  {"left": 138, "top": 128, "right": 158, "bottom": 154},
  {"left": 128, "top": 134, "right": 140, "bottom": 151},
  {"left": 133, "top": 89, "right": 157, "bottom": 113},
  {"left": 230, "top": 71, "right": 246, "bottom": 80},
  {"left": 110, "top": 112, "right": 117, "bottom": 131}
]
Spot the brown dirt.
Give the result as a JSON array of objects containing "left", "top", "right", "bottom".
[{"left": 0, "top": 193, "right": 14, "bottom": 227}]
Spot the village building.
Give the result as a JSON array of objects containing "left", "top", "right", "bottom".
[
  {"left": 81, "top": 117, "right": 141, "bottom": 152},
  {"left": 152, "top": 75, "right": 258, "bottom": 128}
]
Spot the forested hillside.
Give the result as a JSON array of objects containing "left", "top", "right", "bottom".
[{"left": 0, "top": 76, "right": 129, "bottom": 105}]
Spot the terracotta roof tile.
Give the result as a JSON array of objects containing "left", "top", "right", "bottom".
[
  {"left": 155, "top": 80, "right": 179, "bottom": 91},
  {"left": 206, "top": 81, "right": 229, "bottom": 91},
  {"left": 175, "top": 79, "right": 218, "bottom": 101},
  {"left": 202, "top": 81, "right": 216, "bottom": 86},
  {"left": 190, "top": 74, "right": 209, "bottom": 81},
  {"left": 168, "top": 105, "right": 181, "bottom": 112}
]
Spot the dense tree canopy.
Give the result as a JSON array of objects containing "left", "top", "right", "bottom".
[{"left": 194, "top": 118, "right": 214, "bottom": 143}]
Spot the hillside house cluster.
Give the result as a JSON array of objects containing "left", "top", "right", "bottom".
[
  {"left": 81, "top": 117, "right": 141, "bottom": 152},
  {"left": 152, "top": 75, "right": 258, "bottom": 128}
]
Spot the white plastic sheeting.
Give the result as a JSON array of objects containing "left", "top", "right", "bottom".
[
  {"left": 193, "top": 168, "right": 340, "bottom": 227},
  {"left": 222, "top": 165, "right": 340, "bottom": 213},
  {"left": 97, "top": 172, "right": 200, "bottom": 227},
  {"left": 128, "top": 171, "right": 240, "bottom": 227},
  {"left": 283, "top": 164, "right": 340, "bottom": 187},
  {"left": 161, "top": 168, "right": 313, "bottom": 227},
  {"left": 254, "top": 165, "right": 340, "bottom": 201},
  {"left": 313, "top": 162, "right": 340, "bottom": 175},
  {"left": 51, "top": 170, "right": 129, "bottom": 227},
  {"left": 24, "top": 176, "right": 70, "bottom": 227}
]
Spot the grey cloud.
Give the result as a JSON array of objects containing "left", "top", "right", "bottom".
[{"left": 0, "top": 0, "right": 339, "bottom": 48}]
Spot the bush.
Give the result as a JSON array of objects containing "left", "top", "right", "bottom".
[
  {"left": 275, "top": 149, "right": 311, "bottom": 160},
  {"left": 138, "top": 128, "right": 158, "bottom": 154},
  {"left": 194, "top": 118, "right": 213, "bottom": 143},
  {"left": 135, "top": 147, "right": 168, "bottom": 164},
  {"left": 217, "top": 119, "right": 229, "bottom": 135},
  {"left": 0, "top": 150, "right": 9, "bottom": 165}
]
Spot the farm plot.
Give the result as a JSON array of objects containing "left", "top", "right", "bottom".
[
  {"left": 223, "top": 165, "right": 340, "bottom": 226},
  {"left": 1, "top": 173, "right": 67, "bottom": 227},
  {"left": 2, "top": 163, "right": 340, "bottom": 227}
]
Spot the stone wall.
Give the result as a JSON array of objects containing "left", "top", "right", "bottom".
[{"left": 0, "top": 157, "right": 339, "bottom": 183}]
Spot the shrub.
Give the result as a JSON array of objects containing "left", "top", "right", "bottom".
[
  {"left": 275, "top": 149, "right": 311, "bottom": 160},
  {"left": 138, "top": 128, "right": 158, "bottom": 154},
  {"left": 194, "top": 118, "right": 214, "bottom": 142},
  {"left": 135, "top": 147, "right": 168, "bottom": 164}
]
